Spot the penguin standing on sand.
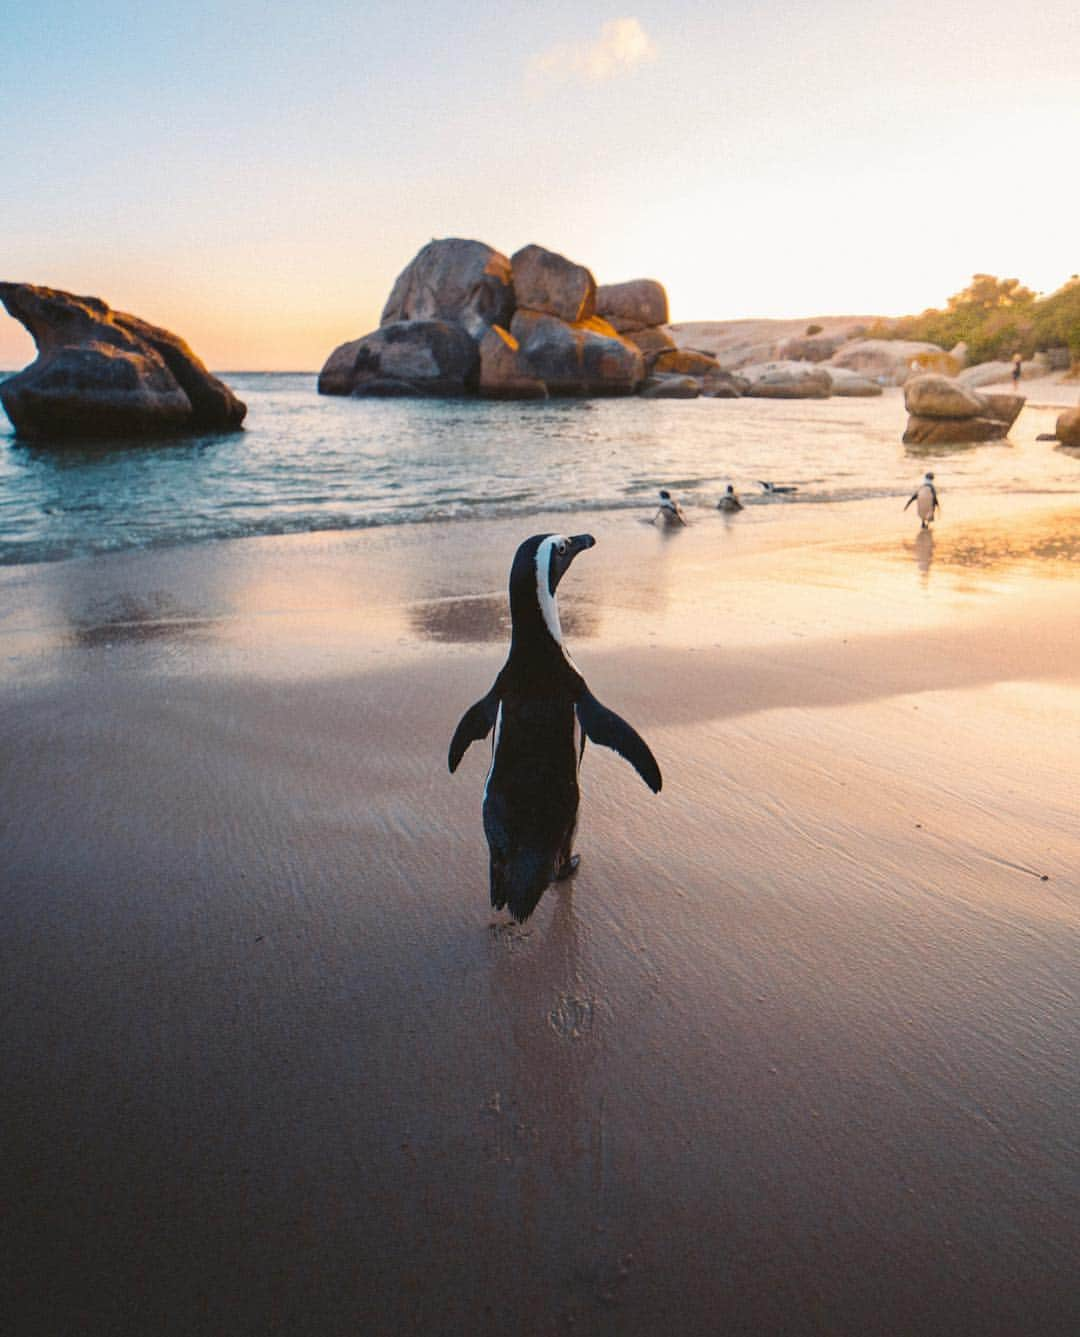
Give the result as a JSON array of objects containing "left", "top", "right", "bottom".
[
  {"left": 717, "top": 484, "right": 744, "bottom": 512},
  {"left": 448, "top": 533, "right": 662, "bottom": 923},
  {"left": 904, "top": 472, "right": 940, "bottom": 529},
  {"left": 654, "top": 489, "right": 687, "bottom": 525}
]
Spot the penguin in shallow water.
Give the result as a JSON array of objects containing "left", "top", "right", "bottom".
[
  {"left": 448, "top": 533, "right": 662, "bottom": 922},
  {"left": 758, "top": 480, "right": 798, "bottom": 495},
  {"left": 717, "top": 484, "right": 744, "bottom": 512},
  {"left": 904, "top": 472, "right": 940, "bottom": 528},
  {"left": 654, "top": 489, "right": 687, "bottom": 525}
]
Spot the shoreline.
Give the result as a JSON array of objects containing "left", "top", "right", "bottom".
[{"left": 3, "top": 498, "right": 1079, "bottom": 1335}]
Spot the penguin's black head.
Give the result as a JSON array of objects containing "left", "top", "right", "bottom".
[
  {"left": 508, "top": 532, "right": 595, "bottom": 646},
  {"left": 925, "top": 471, "right": 935, "bottom": 480},
  {"left": 659, "top": 489, "right": 671, "bottom": 500}
]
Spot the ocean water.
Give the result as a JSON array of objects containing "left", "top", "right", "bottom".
[{"left": 0, "top": 371, "right": 1076, "bottom": 566}]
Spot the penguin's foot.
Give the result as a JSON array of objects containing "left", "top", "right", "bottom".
[{"left": 555, "top": 853, "right": 581, "bottom": 881}]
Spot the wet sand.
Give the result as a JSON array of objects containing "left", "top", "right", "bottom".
[{"left": 3, "top": 498, "right": 1079, "bottom": 1336}]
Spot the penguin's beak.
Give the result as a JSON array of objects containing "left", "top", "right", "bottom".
[{"left": 551, "top": 533, "right": 596, "bottom": 591}]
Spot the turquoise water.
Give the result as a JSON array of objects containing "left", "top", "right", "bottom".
[{"left": 0, "top": 371, "right": 1075, "bottom": 566}]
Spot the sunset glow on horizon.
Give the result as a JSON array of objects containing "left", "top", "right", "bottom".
[{"left": 4, "top": 0, "right": 1077, "bottom": 370}]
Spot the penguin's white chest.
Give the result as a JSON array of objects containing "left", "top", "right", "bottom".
[{"left": 917, "top": 486, "right": 934, "bottom": 521}]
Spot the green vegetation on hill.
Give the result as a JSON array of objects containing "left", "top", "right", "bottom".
[{"left": 866, "top": 273, "right": 1080, "bottom": 367}]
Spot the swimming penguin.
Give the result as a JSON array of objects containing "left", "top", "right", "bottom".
[
  {"left": 717, "top": 484, "right": 744, "bottom": 512},
  {"left": 758, "top": 480, "right": 798, "bottom": 495},
  {"left": 448, "top": 533, "right": 662, "bottom": 922},
  {"left": 654, "top": 489, "right": 687, "bottom": 525},
  {"left": 904, "top": 472, "right": 940, "bottom": 529}
]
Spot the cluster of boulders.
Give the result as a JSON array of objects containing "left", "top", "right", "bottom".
[
  {"left": 902, "top": 374, "right": 1024, "bottom": 445},
  {"left": 319, "top": 238, "right": 759, "bottom": 402},
  {"left": 0, "top": 283, "right": 246, "bottom": 439}
]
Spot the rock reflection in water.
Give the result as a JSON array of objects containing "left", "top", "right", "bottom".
[
  {"left": 408, "top": 593, "right": 600, "bottom": 644},
  {"left": 68, "top": 591, "right": 212, "bottom": 648}
]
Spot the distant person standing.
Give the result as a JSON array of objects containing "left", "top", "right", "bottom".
[{"left": 1012, "top": 352, "right": 1022, "bottom": 387}]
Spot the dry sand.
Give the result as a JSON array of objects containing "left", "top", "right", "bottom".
[{"left": 2, "top": 498, "right": 1079, "bottom": 1336}]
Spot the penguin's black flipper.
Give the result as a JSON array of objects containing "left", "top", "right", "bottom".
[
  {"left": 903, "top": 493, "right": 917, "bottom": 511},
  {"left": 448, "top": 685, "right": 501, "bottom": 773},
  {"left": 576, "top": 689, "right": 662, "bottom": 793}
]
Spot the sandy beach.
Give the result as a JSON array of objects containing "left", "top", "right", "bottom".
[{"left": 3, "top": 497, "right": 1079, "bottom": 1336}]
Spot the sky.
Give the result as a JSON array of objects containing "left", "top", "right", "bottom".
[{"left": 2, "top": 0, "right": 1077, "bottom": 369}]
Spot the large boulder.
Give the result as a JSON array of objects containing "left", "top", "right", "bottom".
[
  {"left": 510, "top": 245, "right": 596, "bottom": 323},
  {"left": 905, "top": 375, "right": 1023, "bottom": 428},
  {"left": 510, "top": 310, "right": 642, "bottom": 396},
  {"left": 477, "top": 325, "right": 547, "bottom": 400},
  {"left": 318, "top": 320, "right": 479, "bottom": 397},
  {"left": 904, "top": 374, "right": 987, "bottom": 418},
  {"left": 0, "top": 282, "right": 246, "bottom": 439},
  {"left": 595, "top": 279, "right": 669, "bottom": 332},
  {"left": 827, "top": 366, "right": 883, "bottom": 397},
  {"left": 829, "top": 339, "right": 947, "bottom": 386},
  {"left": 380, "top": 239, "right": 514, "bottom": 340},
  {"left": 652, "top": 347, "right": 720, "bottom": 377},
  {"left": 901, "top": 374, "right": 1024, "bottom": 443},
  {"left": 1055, "top": 407, "right": 1080, "bottom": 447},
  {"left": 740, "top": 361, "right": 832, "bottom": 399}
]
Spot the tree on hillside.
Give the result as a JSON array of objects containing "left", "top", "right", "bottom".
[
  {"left": 1031, "top": 276, "right": 1080, "bottom": 367},
  {"left": 892, "top": 274, "right": 1036, "bottom": 362}
]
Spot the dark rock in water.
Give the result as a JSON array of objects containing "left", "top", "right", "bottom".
[
  {"left": 652, "top": 347, "right": 721, "bottom": 378},
  {"left": 510, "top": 310, "right": 642, "bottom": 396},
  {"left": 1036, "top": 432, "right": 1059, "bottom": 442},
  {"left": 380, "top": 238, "right": 514, "bottom": 340},
  {"left": 318, "top": 320, "right": 480, "bottom": 397},
  {"left": 0, "top": 282, "right": 246, "bottom": 439},
  {"left": 510, "top": 244, "right": 597, "bottom": 324},
  {"left": 700, "top": 369, "right": 748, "bottom": 398},
  {"left": 1057, "top": 407, "right": 1080, "bottom": 448},
  {"left": 639, "top": 374, "right": 700, "bottom": 399},
  {"left": 902, "top": 415, "right": 1009, "bottom": 445}
]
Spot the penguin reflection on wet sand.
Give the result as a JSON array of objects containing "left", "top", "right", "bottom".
[
  {"left": 904, "top": 471, "right": 940, "bottom": 529},
  {"left": 654, "top": 489, "right": 687, "bottom": 526},
  {"left": 717, "top": 484, "right": 744, "bottom": 512},
  {"left": 448, "top": 533, "right": 662, "bottom": 923}
]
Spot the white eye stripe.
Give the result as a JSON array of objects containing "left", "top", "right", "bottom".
[{"left": 534, "top": 537, "right": 564, "bottom": 645}]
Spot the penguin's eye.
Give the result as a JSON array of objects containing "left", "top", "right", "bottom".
[{"left": 556, "top": 540, "right": 568, "bottom": 556}]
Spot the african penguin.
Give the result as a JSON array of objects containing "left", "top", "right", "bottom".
[
  {"left": 758, "top": 480, "right": 798, "bottom": 495},
  {"left": 448, "top": 533, "right": 662, "bottom": 923},
  {"left": 655, "top": 489, "right": 687, "bottom": 525},
  {"left": 904, "top": 472, "right": 940, "bottom": 529},
  {"left": 717, "top": 484, "right": 743, "bottom": 512}
]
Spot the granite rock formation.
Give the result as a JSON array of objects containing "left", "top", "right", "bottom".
[
  {"left": 902, "top": 373, "right": 1024, "bottom": 445},
  {"left": 0, "top": 282, "right": 246, "bottom": 439},
  {"left": 321, "top": 238, "right": 651, "bottom": 400}
]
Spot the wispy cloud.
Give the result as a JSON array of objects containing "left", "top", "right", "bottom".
[{"left": 530, "top": 18, "right": 657, "bottom": 84}]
